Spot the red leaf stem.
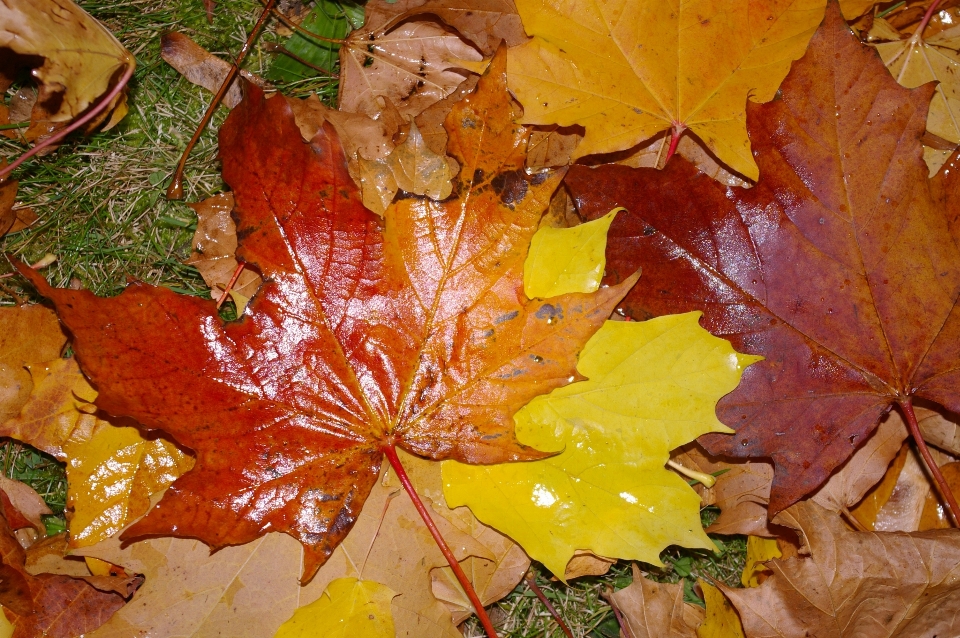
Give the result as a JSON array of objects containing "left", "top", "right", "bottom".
[
  {"left": 524, "top": 572, "right": 573, "bottom": 638},
  {"left": 899, "top": 397, "right": 960, "bottom": 527},
  {"left": 381, "top": 444, "right": 499, "bottom": 638}
]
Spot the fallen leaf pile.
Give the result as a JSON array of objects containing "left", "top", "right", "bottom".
[{"left": 3, "top": 0, "right": 960, "bottom": 636}]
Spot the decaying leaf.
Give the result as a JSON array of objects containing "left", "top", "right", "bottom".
[
  {"left": 0, "top": 489, "right": 136, "bottom": 638},
  {"left": 919, "top": 461, "right": 960, "bottom": 529},
  {"left": 605, "top": 564, "right": 702, "bottom": 638},
  {"left": 186, "top": 192, "right": 263, "bottom": 308},
  {"left": 872, "top": 445, "right": 935, "bottom": 532},
  {"left": 0, "top": 477, "right": 50, "bottom": 536},
  {"left": 363, "top": 0, "right": 525, "bottom": 56},
  {"left": 0, "top": 0, "right": 134, "bottom": 140},
  {"left": 274, "top": 577, "right": 396, "bottom": 638},
  {"left": 876, "top": 23, "right": 960, "bottom": 175},
  {"left": 506, "top": 0, "right": 827, "bottom": 179},
  {"left": 917, "top": 405, "right": 960, "bottom": 456},
  {"left": 79, "top": 452, "right": 525, "bottom": 637},
  {"left": 443, "top": 312, "right": 756, "bottom": 577},
  {"left": 17, "top": 50, "right": 634, "bottom": 583},
  {"left": 0, "top": 305, "right": 65, "bottom": 424},
  {"left": 0, "top": 357, "right": 192, "bottom": 547},
  {"left": 161, "top": 33, "right": 243, "bottom": 108},
  {"left": 722, "top": 501, "right": 960, "bottom": 637},
  {"left": 338, "top": 0, "right": 482, "bottom": 120},
  {"left": 357, "top": 120, "right": 454, "bottom": 215},
  {"left": 569, "top": 4, "right": 960, "bottom": 512}
]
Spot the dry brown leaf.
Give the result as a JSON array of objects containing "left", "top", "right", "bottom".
[
  {"left": 874, "top": 446, "right": 933, "bottom": 532},
  {"left": 606, "top": 564, "right": 703, "bottom": 638},
  {"left": 161, "top": 33, "right": 242, "bottom": 108},
  {"left": 0, "top": 305, "right": 66, "bottom": 424},
  {"left": 917, "top": 405, "right": 960, "bottom": 455},
  {"left": 78, "top": 451, "right": 524, "bottom": 637},
  {"left": 810, "top": 412, "right": 909, "bottom": 517},
  {"left": 186, "top": 192, "right": 263, "bottom": 307},
  {"left": 562, "top": 551, "right": 615, "bottom": 580},
  {"left": 285, "top": 93, "right": 398, "bottom": 166},
  {"left": 673, "top": 443, "right": 775, "bottom": 537},
  {"left": 525, "top": 125, "right": 582, "bottom": 169},
  {"left": 414, "top": 73, "right": 477, "bottom": 157},
  {"left": 363, "top": 0, "right": 525, "bottom": 56},
  {"left": 338, "top": 0, "right": 482, "bottom": 121},
  {"left": 0, "top": 477, "right": 50, "bottom": 536},
  {"left": 723, "top": 500, "right": 960, "bottom": 637},
  {"left": 0, "top": 0, "right": 134, "bottom": 141},
  {"left": 919, "top": 462, "right": 960, "bottom": 529},
  {"left": 0, "top": 170, "right": 17, "bottom": 238},
  {"left": 357, "top": 120, "right": 454, "bottom": 215},
  {"left": 7, "top": 207, "right": 38, "bottom": 235},
  {"left": 25, "top": 534, "right": 92, "bottom": 579}
]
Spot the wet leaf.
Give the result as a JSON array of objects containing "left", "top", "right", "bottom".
[
  {"left": 0, "top": 305, "right": 65, "bottom": 424},
  {"left": 443, "top": 312, "right": 757, "bottom": 577},
  {"left": 569, "top": 4, "right": 959, "bottom": 511},
  {"left": 273, "top": 577, "right": 395, "bottom": 638}
]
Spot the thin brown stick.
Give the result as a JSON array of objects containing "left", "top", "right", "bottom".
[
  {"left": 166, "top": 0, "right": 278, "bottom": 200},
  {"left": 0, "top": 63, "right": 134, "bottom": 180},
  {"left": 524, "top": 572, "right": 573, "bottom": 638},
  {"left": 604, "top": 587, "right": 635, "bottom": 638},
  {"left": 899, "top": 397, "right": 960, "bottom": 526},
  {"left": 381, "top": 444, "right": 499, "bottom": 638}
]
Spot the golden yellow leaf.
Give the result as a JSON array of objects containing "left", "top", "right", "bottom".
[
  {"left": 0, "top": 305, "right": 66, "bottom": 424},
  {"left": 523, "top": 208, "right": 620, "bottom": 299},
  {"left": 64, "top": 416, "right": 194, "bottom": 547},
  {"left": 273, "top": 577, "right": 396, "bottom": 638},
  {"left": 443, "top": 312, "right": 760, "bottom": 577},
  {"left": 697, "top": 580, "right": 746, "bottom": 638},
  {"left": 0, "top": 0, "right": 133, "bottom": 134},
  {"left": 740, "top": 536, "right": 781, "bottom": 588},
  {"left": 506, "top": 0, "right": 826, "bottom": 180}
]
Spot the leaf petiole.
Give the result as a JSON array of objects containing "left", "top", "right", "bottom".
[
  {"left": 900, "top": 397, "right": 960, "bottom": 526},
  {"left": 381, "top": 444, "right": 500, "bottom": 638}
]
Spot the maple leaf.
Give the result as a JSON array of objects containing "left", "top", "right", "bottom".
[
  {"left": 605, "top": 565, "right": 703, "bottom": 638},
  {"left": 0, "top": 0, "right": 133, "bottom": 141},
  {"left": 566, "top": 2, "right": 960, "bottom": 511},
  {"left": 338, "top": 0, "right": 482, "bottom": 121},
  {"left": 443, "top": 312, "right": 757, "bottom": 577},
  {"left": 16, "top": 51, "right": 634, "bottom": 582},
  {"left": 186, "top": 192, "right": 263, "bottom": 309},
  {"left": 721, "top": 501, "right": 960, "bottom": 636},
  {"left": 0, "top": 305, "right": 65, "bottom": 423},
  {"left": 504, "top": 0, "right": 827, "bottom": 180},
  {"left": 275, "top": 577, "right": 396, "bottom": 637},
  {"left": 0, "top": 488, "right": 137, "bottom": 638},
  {"left": 76, "top": 454, "right": 524, "bottom": 637},
  {"left": 875, "top": 22, "right": 960, "bottom": 175},
  {"left": 0, "top": 357, "right": 192, "bottom": 546}
]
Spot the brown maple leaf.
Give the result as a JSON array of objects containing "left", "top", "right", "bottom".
[
  {"left": 0, "top": 488, "right": 137, "bottom": 638},
  {"left": 16, "top": 52, "right": 635, "bottom": 582},
  {"left": 566, "top": 3, "right": 960, "bottom": 512}
]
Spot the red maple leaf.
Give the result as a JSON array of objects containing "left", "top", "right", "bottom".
[
  {"left": 566, "top": 4, "right": 960, "bottom": 512},
  {"left": 16, "top": 52, "right": 636, "bottom": 580}
]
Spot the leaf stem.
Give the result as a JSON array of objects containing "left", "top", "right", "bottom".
[
  {"left": 664, "top": 123, "right": 685, "bottom": 166},
  {"left": 215, "top": 261, "right": 246, "bottom": 310},
  {"left": 899, "top": 397, "right": 960, "bottom": 526},
  {"left": 0, "top": 62, "right": 134, "bottom": 181},
  {"left": 166, "top": 0, "right": 278, "bottom": 200},
  {"left": 381, "top": 445, "right": 499, "bottom": 638},
  {"left": 262, "top": 42, "right": 338, "bottom": 77},
  {"left": 266, "top": 3, "right": 347, "bottom": 44},
  {"left": 916, "top": 0, "right": 944, "bottom": 39},
  {"left": 524, "top": 571, "right": 573, "bottom": 638}
]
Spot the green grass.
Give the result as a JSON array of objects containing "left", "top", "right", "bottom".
[{"left": 0, "top": 1, "right": 748, "bottom": 635}]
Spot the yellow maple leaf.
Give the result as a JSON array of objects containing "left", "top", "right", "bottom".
[
  {"left": 274, "top": 577, "right": 396, "bottom": 638},
  {"left": 506, "top": 0, "right": 827, "bottom": 180},
  {"left": 740, "top": 535, "right": 781, "bottom": 588},
  {"left": 442, "top": 312, "right": 760, "bottom": 577}
]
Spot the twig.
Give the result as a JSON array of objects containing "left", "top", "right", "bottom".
[
  {"left": 216, "top": 261, "right": 246, "bottom": 310},
  {"left": 262, "top": 43, "right": 338, "bottom": 77},
  {"left": 524, "top": 572, "right": 573, "bottom": 638},
  {"left": 381, "top": 444, "right": 499, "bottom": 638},
  {"left": 899, "top": 397, "right": 960, "bottom": 526},
  {"left": 167, "top": 0, "right": 278, "bottom": 200},
  {"left": 265, "top": 3, "right": 347, "bottom": 44}
]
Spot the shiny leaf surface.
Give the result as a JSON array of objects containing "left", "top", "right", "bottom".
[
  {"left": 18, "top": 52, "right": 633, "bottom": 583},
  {"left": 443, "top": 312, "right": 756, "bottom": 577},
  {"left": 568, "top": 4, "right": 959, "bottom": 511}
]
